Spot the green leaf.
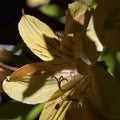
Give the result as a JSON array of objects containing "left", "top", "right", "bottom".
[
  {"left": 39, "top": 4, "right": 65, "bottom": 18},
  {"left": 0, "top": 102, "right": 44, "bottom": 120},
  {"left": 100, "top": 48, "right": 120, "bottom": 81},
  {"left": 26, "top": 103, "right": 45, "bottom": 120}
]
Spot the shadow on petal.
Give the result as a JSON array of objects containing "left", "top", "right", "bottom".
[{"left": 93, "top": 0, "right": 120, "bottom": 51}]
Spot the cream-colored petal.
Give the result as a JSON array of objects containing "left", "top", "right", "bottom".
[
  {"left": 92, "top": 65, "right": 120, "bottom": 119},
  {"left": 18, "top": 14, "right": 62, "bottom": 61},
  {"left": 64, "top": 1, "right": 88, "bottom": 34},
  {"left": 93, "top": 0, "right": 120, "bottom": 51},
  {"left": 3, "top": 62, "right": 78, "bottom": 104}
]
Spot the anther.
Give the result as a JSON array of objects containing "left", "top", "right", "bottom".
[
  {"left": 55, "top": 103, "right": 60, "bottom": 110},
  {"left": 6, "top": 76, "right": 11, "bottom": 82}
]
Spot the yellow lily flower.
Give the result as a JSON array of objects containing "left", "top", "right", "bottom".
[{"left": 2, "top": 1, "right": 120, "bottom": 120}]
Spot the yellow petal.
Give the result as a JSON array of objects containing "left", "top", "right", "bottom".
[
  {"left": 62, "top": 1, "right": 102, "bottom": 63},
  {"left": 61, "top": 1, "right": 88, "bottom": 58},
  {"left": 40, "top": 81, "right": 111, "bottom": 120},
  {"left": 18, "top": 14, "right": 62, "bottom": 61},
  {"left": 65, "top": 1, "right": 88, "bottom": 34},
  {"left": 40, "top": 89, "right": 85, "bottom": 120},
  {"left": 2, "top": 62, "right": 79, "bottom": 104},
  {"left": 39, "top": 91, "right": 72, "bottom": 120},
  {"left": 85, "top": 16, "right": 103, "bottom": 63},
  {"left": 93, "top": 0, "right": 120, "bottom": 51},
  {"left": 92, "top": 65, "right": 120, "bottom": 119},
  {"left": 80, "top": 99, "right": 112, "bottom": 120}
]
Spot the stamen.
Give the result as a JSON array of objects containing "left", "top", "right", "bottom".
[
  {"left": 6, "top": 76, "right": 11, "bottom": 82},
  {"left": 66, "top": 95, "right": 78, "bottom": 102},
  {"left": 52, "top": 76, "right": 68, "bottom": 91},
  {"left": 61, "top": 94, "right": 83, "bottom": 109},
  {"left": 78, "top": 102, "right": 83, "bottom": 108},
  {"left": 70, "top": 72, "right": 75, "bottom": 80},
  {"left": 55, "top": 103, "right": 60, "bottom": 110},
  {"left": 61, "top": 94, "right": 68, "bottom": 101}
]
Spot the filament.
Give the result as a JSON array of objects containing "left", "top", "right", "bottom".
[{"left": 52, "top": 76, "right": 68, "bottom": 91}]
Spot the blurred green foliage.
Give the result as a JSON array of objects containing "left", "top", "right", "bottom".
[
  {"left": 100, "top": 48, "right": 120, "bottom": 82},
  {"left": 0, "top": 102, "right": 44, "bottom": 120},
  {"left": 39, "top": 4, "right": 65, "bottom": 18}
]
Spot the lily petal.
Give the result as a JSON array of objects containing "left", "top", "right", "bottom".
[
  {"left": 18, "top": 14, "right": 62, "bottom": 61},
  {"left": 40, "top": 79, "right": 111, "bottom": 120},
  {"left": 92, "top": 65, "right": 120, "bottom": 119},
  {"left": 93, "top": 0, "right": 120, "bottom": 51},
  {"left": 62, "top": 1, "right": 102, "bottom": 64},
  {"left": 61, "top": 1, "right": 88, "bottom": 58},
  {"left": 83, "top": 16, "right": 103, "bottom": 64},
  {"left": 2, "top": 62, "right": 79, "bottom": 104},
  {"left": 64, "top": 1, "right": 88, "bottom": 35}
]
